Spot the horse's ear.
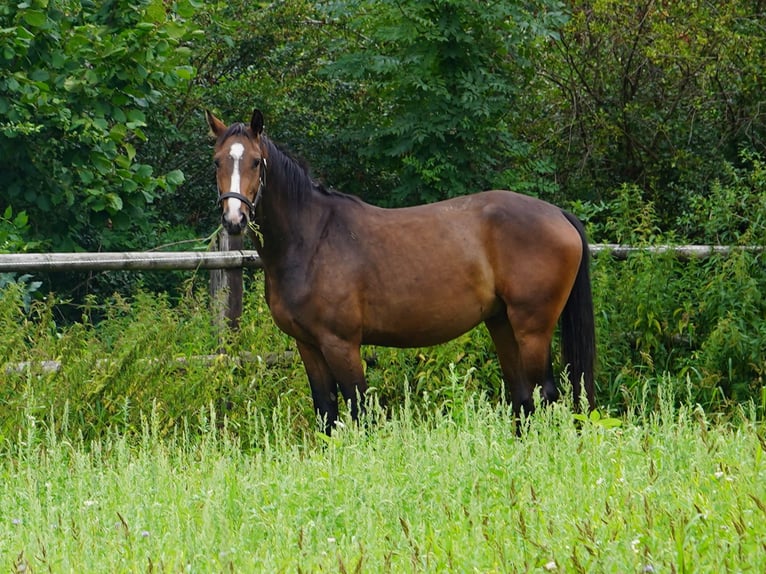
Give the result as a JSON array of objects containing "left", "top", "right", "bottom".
[
  {"left": 250, "top": 109, "right": 264, "bottom": 136},
  {"left": 206, "top": 110, "right": 226, "bottom": 138}
]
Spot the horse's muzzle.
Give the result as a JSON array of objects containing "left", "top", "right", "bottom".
[{"left": 222, "top": 212, "right": 247, "bottom": 236}]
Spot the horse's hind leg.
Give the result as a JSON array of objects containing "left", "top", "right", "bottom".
[
  {"left": 485, "top": 313, "right": 558, "bottom": 415},
  {"left": 542, "top": 349, "right": 559, "bottom": 402},
  {"left": 508, "top": 306, "right": 560, "bottom": 408},
  {"left": 296, "top": 341, "right": 340, "bottom": 434},
  {"left": 485, "top": 314, "right": 533, "bottom": 414}
]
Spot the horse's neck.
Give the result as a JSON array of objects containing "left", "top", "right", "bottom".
[{"left": 256, "top": 151, "right": 327, "bottom": 266}]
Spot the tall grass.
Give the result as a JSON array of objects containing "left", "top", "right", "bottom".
[
  {"left": 2, "top": 379, "right": 765, "bottom": 572},
  {"left": 0, "top": 280, "right": 314, "bottom": 444}
]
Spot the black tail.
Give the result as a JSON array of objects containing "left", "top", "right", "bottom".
[{"left": 560, "top": 211, "right": 596, "bottom": 410}]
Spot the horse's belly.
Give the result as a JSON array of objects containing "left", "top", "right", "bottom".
[{"left": 362, "top": 295, "right": 502, "bottom": 348}]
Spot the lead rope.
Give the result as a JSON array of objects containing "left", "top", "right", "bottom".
[
  {"left": 252, "top": 157, "right": 267, "bottom": 215},
  {"left": 247, "top": 157, "right": 267, "bottom": 244}
]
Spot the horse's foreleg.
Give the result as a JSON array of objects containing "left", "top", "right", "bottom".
[
  {"left": 296, "top": 341, "right": 339, "bottom": 434},
  {"left": 317, "top": 336, "right": 368, "bottom": 423}
]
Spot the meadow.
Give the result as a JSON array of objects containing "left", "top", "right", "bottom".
[
  {"left": 1, "top": 251, "right": 765, "bottom": 572},
  {"left": 2, "top": 381, "right": 766, "bottom": 573}
]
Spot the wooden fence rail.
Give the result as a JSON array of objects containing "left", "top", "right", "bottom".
[
  {"left": 590, "top": 244, "right": 762, "bottom": 259},
  {"left": 0, "top": 249, "right": 263, "bottom": 273},
  {"left": 1, "top": 244, "right": 762, "bottom": 274}
]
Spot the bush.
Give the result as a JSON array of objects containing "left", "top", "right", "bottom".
[
  {"left": 0, "top": 278, "right": 311, "bottom": 444},
  {"left": 583, "top": 161, "right": 766, "bottom": 412}
]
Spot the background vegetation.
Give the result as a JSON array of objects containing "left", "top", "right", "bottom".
[
  {"left": 1, "top": 2, "right": 765, "bottom": 413},
  {"left": 1, "top": 5, "right": 765, "bottom": 568},
  {"left": 4, "top": 0, "right": 765, "bottom": 251}
]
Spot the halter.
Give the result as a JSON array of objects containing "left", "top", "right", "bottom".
[{"left": 217, "top": 157, "right": 267, "bottom": 220}]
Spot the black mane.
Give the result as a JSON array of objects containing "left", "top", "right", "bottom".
[
  {"left": 216, "top": 122, "right": 362, "bottom": 208},
  {"left": 264, "top": 137, "right": 363, "bottom": 209}
]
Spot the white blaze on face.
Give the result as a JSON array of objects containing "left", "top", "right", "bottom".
[{"left": 226, "top": 142, "right": 245, "bottom": 222}]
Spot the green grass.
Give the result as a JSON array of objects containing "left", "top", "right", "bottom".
[{"left": 2, "top": 384, "right": 766, "bottom": 573}]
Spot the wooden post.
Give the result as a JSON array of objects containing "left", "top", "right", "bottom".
[{"left": 210, "top": 230, "right": 244, "bottom": 331}]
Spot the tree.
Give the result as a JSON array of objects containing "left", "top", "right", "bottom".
[
  {"left": 0, "top": 0, "right": 195, "bottom": 252},
  {"left": 320, "top": 0, "right": 569, "bottom": 205},
  {"left": 145, "top": 0, "right": 360, "bottom": 235},
  {"left": 528, "top": 0, "right": 766, "bottom": 234}
]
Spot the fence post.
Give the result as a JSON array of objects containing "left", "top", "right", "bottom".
[{"left": 210, "top": 229, "right": 244, "bottom": 331}]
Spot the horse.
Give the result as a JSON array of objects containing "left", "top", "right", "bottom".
[{"left": 206, "top": 108, "right": 596, "bottom": 433}]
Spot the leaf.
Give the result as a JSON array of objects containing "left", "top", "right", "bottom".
[
  {"left": 122, "top": 178, "right": 138, "bottom": 193},
  {"left": 125, "top": 109, "right": 147, "bottom": 129},
  {"left": 92, "top": 117, "right": 108, "bottom": 131},
  {"left": 115, "top": 155, "right": 131, "bottom": 169},
  {"left": 165, "top": 22, "right": 187, "bottom": 39},
  {"left": 22, "top": 11, "right": 47, "bottom": 28},
  {"left": 132, "top": 164, "right": 153, "bottom": 180},
  {"left": 78, "top": 170, "right": 94, "bottom": 185},
  {"left": 109, "top": 124, "right": 127, "bottom": 142},
  {"left": 105, "top": 193, "right": 124, "bottom": 212},
  {"left": 50, "top": 51, "right": 67, "bottom": 68},
  {"left": 123, "top": 142, "right": 136, "bottom": 162},
  {"left": 13, "top": 211, "right": 28, "bottom": 228},
  {"left": 145, "top": 0, "right": 165, "bottom": 23},
  {"left": 63, "top": 77, "right": 81, "bottom": 92},
  {"left": 126, "top": 109, "right": 146, "bottom": 123},
  {"left": 165, "top": 169, "right": 184, "bottom": 186},
  {"left": 89, "top": 196, "right": 106, "bottom": 212},
  {"left": 29, "top": 69, "right": 49, "bottom": 82},
  {"left": 92, "top": 154, "right": 112, "bottom": 175},
  {"left": 173, "top": 65, "right": 195, "bottom": 81}
]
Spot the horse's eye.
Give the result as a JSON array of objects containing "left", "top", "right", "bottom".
[
  {"left": 214, "top": 159, "right": 221, "bottom": 169},
  {"left": 252, "top": 159, "right": 261, "bottom": 169}
]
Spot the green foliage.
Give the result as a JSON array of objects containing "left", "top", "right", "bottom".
[
  {"left": 588, "top": 173, "right": 766, "bottom": 411},
  {"left": 0, "top": 205, "right": 31, "bottom": 252},
  {"left": 532, "top": 0, "right": 766, "bottom": 222},
  {"left": 0, "top": 0, "right": 195, "bottom": 251},
  {"left": 0, "top": 277, "right": 309, "bottom": 443},
  {"left": 0, "top": 207, "right": 42, "bottom": 308},
  {"left": 146, "top": 0, "right": 359, "bottom": 238},
  {"left": 676, "top": 150, "right": 766, "bottom": 245},
  {"left": 321, "top": 0, "right": 568, "bottom": 205},
  {"left": 4, "top": 0, "right": 765, "bottom": 254}
]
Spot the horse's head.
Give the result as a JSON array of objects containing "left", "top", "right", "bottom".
[{"left": 206, "top": 109, "right": 268, "bottom": 235}]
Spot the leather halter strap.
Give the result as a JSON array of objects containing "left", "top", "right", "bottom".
[{"left": 216, "top": 157, "right": 267, "bottom": 219}]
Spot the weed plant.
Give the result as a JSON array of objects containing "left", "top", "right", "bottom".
[
  {"left": 1, "top": 246, "right": 766, "bottom": 442},
  {"left": 0, "top": 279, "right": 312, "bottom": 445},
  {"left": 590, "top": 241, "right": 765, "bottom": 414},
  {"left": 576, "top": 173, "right": 766, "bottom": 416}
]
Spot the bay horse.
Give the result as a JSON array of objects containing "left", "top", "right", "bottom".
[{"left": 206, "top": 109, "right": 596, "bottom": 432}]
